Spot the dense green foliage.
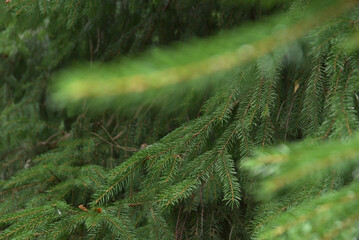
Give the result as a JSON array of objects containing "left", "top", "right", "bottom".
[{"left": 1, "top": 0, "right": 359, "bottom": 239}]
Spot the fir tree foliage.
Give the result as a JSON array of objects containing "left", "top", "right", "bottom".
[{"left": 1, "top": 0, "right": 359, "bottom": 239}]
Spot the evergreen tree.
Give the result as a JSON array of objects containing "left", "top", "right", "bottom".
[{"left": 1, "top": 0, "right": 359, "bottom": 239}]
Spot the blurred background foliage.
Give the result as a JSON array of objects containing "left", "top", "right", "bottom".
[{"left": 1, "top": 0, "right": 359, "bottom": 239}]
